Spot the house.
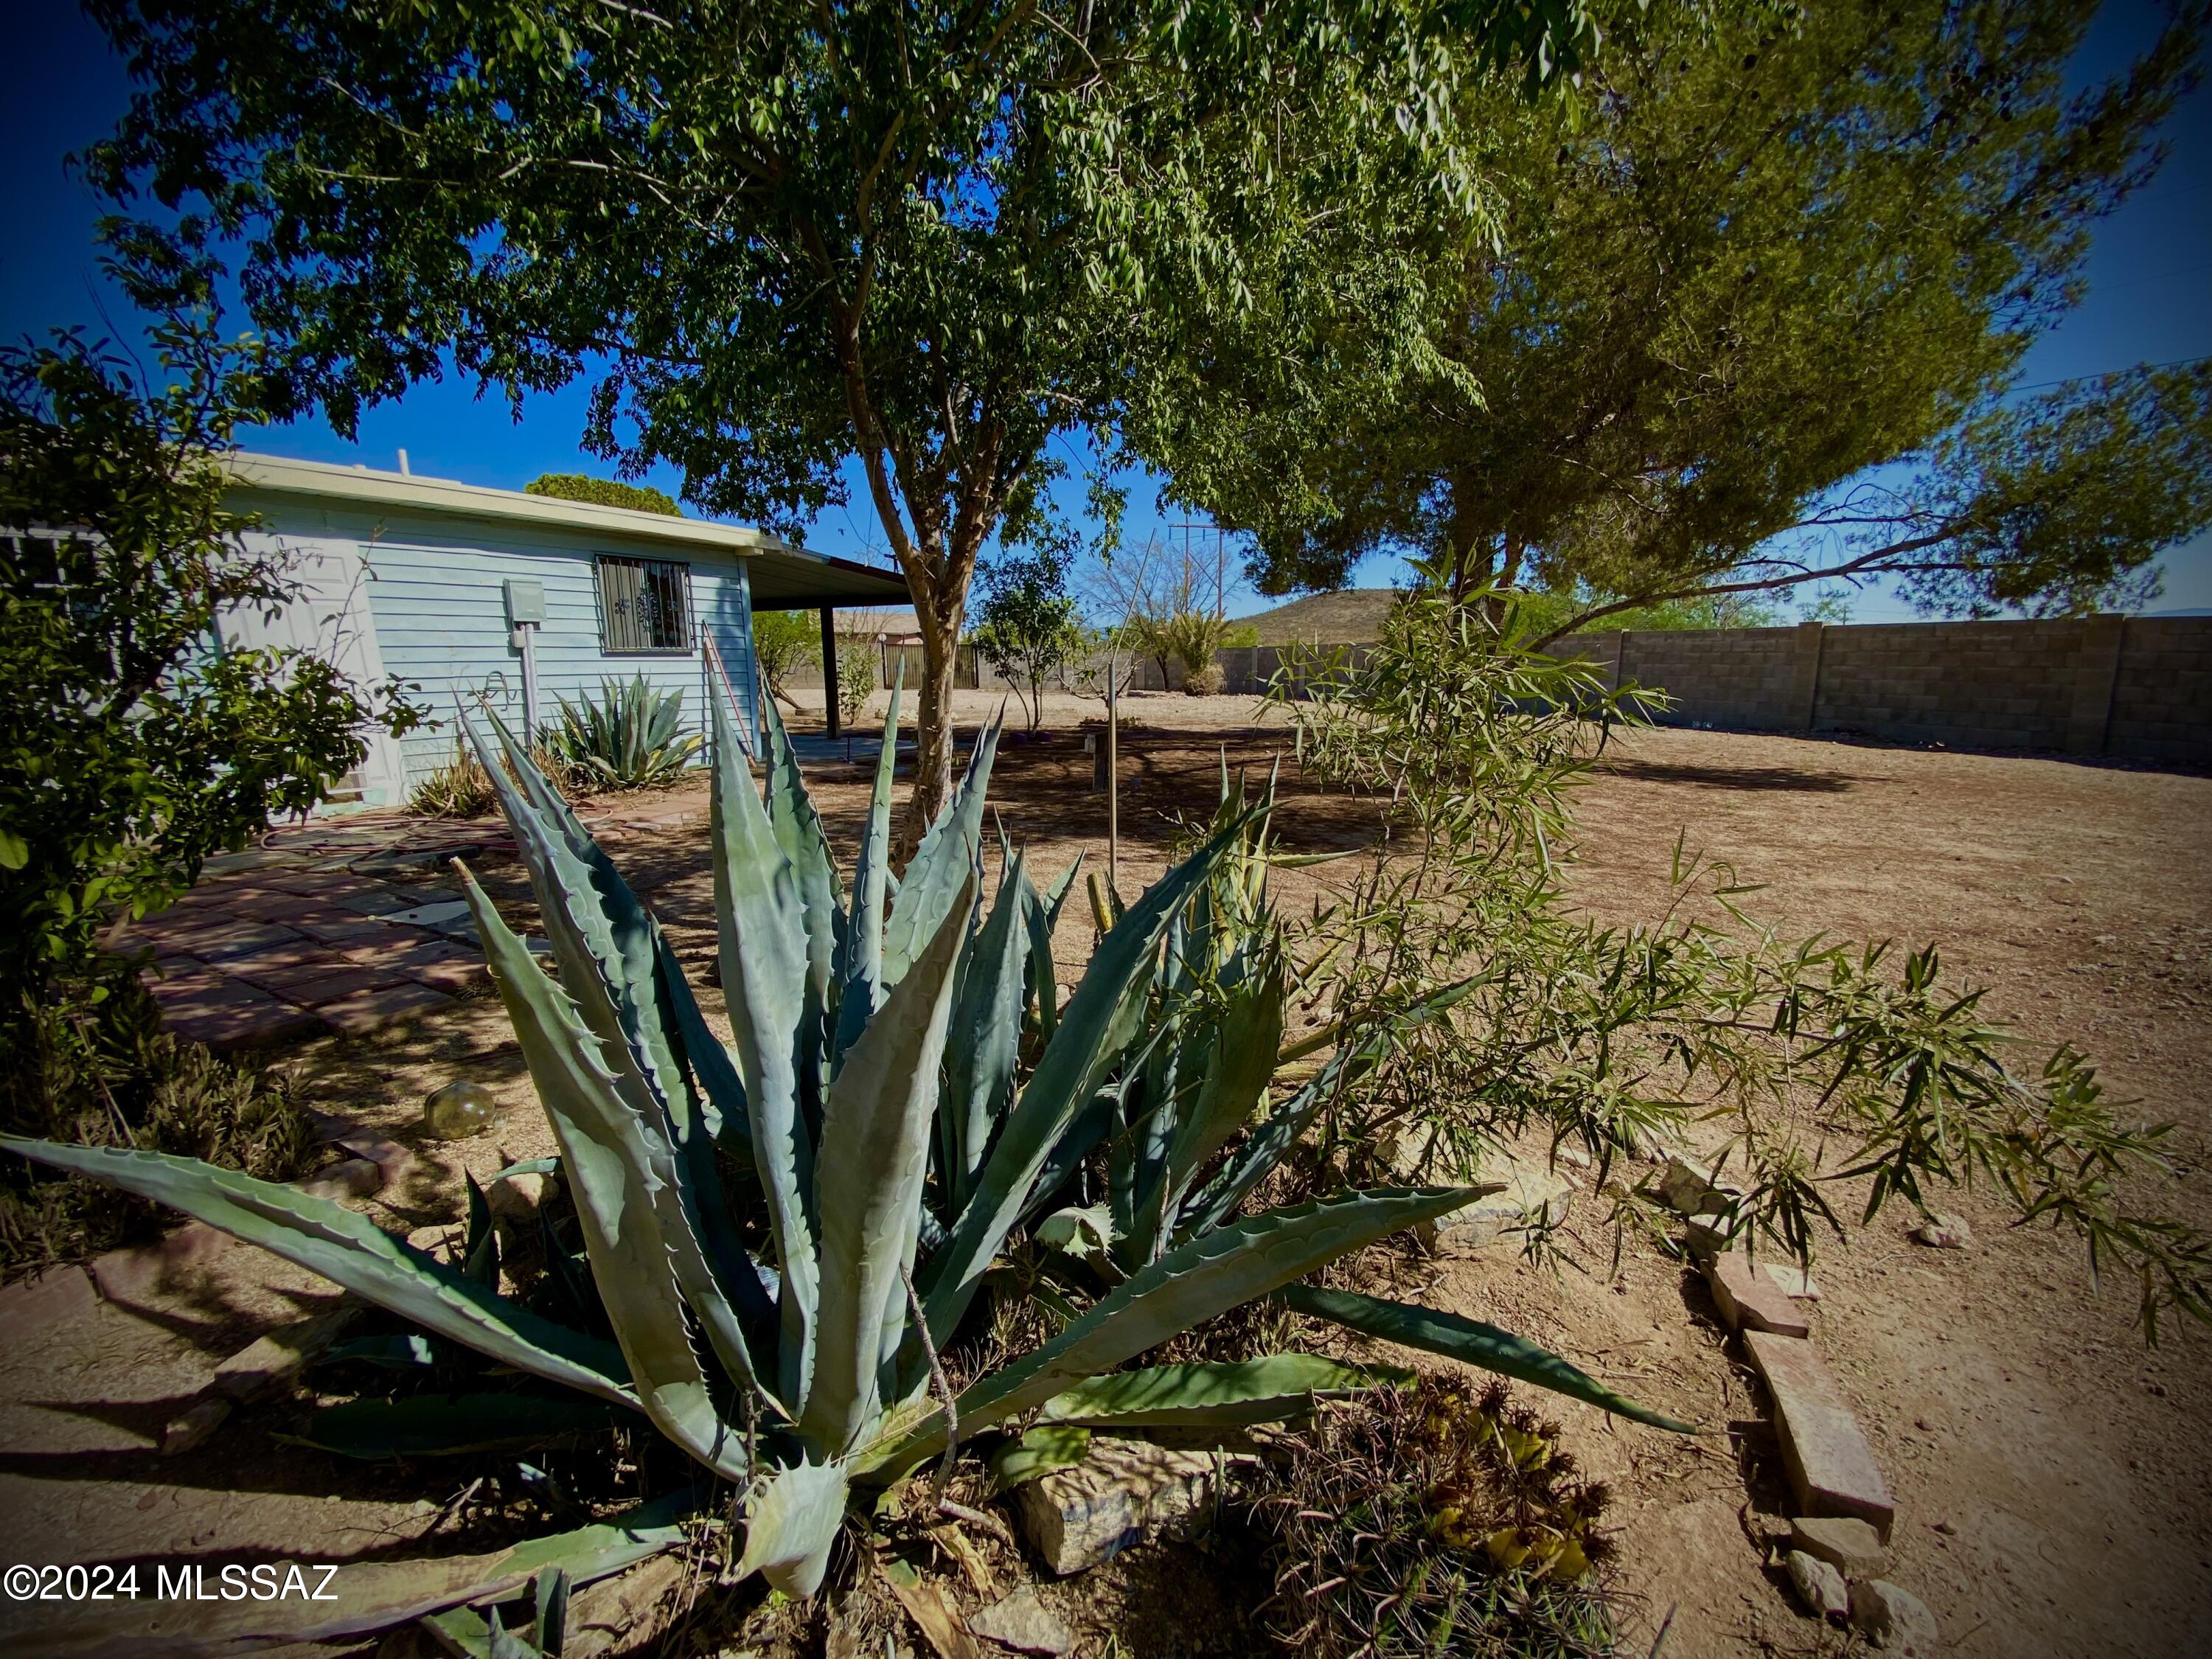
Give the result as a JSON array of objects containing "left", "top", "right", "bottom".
[{"left": 220, "top": 453, "right": 909, "bottom": 807}]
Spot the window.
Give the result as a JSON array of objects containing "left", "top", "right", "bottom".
[{"left": 595, "top": 555, "right": 695, "bottom": 653}]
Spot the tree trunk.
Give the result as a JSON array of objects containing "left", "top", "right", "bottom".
[{"left": 902, "top": 596, "right": 964, "bottom": 858}]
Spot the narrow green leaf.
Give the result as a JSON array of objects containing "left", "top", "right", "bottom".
[
  {"left": 0, "top": 1136, "right": 632, "bottom": 1405},
  {"left": 1279, "top": 1283, "right": 1696, "bottom": 1433},
  {"left": 1038, "top": 1354, "right": 1405, "bottom": 1427},
  {"left": 942, "top": 852, "right": 1029, "bottom": 1211},
  {"left": 864, "top": 1186, "right": 1486, "bottom": 1478},
  {"left": 988, "top": 1424, "right": 1091, "bottom": 1492}
]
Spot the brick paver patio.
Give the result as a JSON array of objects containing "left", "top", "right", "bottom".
[{"left": 114, "top": 790, "right": 708, "bottom": 1051}]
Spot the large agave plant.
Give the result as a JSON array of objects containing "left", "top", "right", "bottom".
[
  {"left": 541, "top": 672, "right": 703, "bottom": 789},
  {"left": 2, "top": 686, "right": 1682, "bottom": 1600}
]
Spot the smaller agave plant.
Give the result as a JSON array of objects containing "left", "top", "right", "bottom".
[{"left": 3, "top": 684, "right": 1683, "bottom": 1602}]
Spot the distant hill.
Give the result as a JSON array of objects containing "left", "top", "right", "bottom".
[{"left": 1244, "top": 589, "right": 1402, "bottom": 644}]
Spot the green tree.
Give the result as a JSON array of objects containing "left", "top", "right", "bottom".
[
  {"left": 524, "top": 473, "right": 681, "bottom": 517},
  {"left": 751, "top": 611, "right": 821, "bottom": 712},
  {"left": 1140, "top": 0, "right": 2212, "bottom": 638},
  {"left": 0, "top": 316, "right": 416, "bottom": 1240},
  {"left": 84, "top": 0, "right": 1599, "bottom": 846},
  {"left": 971, "top": 549, "right": 1085, "bottom": 731}
]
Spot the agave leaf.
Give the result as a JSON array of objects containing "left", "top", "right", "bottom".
[
  {"left": 1279, "top": 1284, "right": 1695, "bottom": 1433},
  {"left": 987, "top": 1423, "right": 1091, "bottom": 1492},
  {"left": 1177, "top": 977, "right": 1482, "bottom": 1242},
  {"left": 800, "top": 878, "right": 970, "bottom": 1455},
  {"left": 1018, "top": 863, "right": 1060, "bottom": 1042},
  {"left": 758, "top": 689, "right": 842, "bottom": 1091},
  {"left": 834, "top": 665, "right": 903, "bottom": 1066},
  {"left": 883, "top": 712, "right": 1001, "bottom": 984},
  {"left": 470, "top": 713, "right": 698, "bottom": 1147},
  {"left": 734, "top": 1456, "right": 849, "bottom": 1599},
  {"left": 919, "top": 810, "right": 1262, "bottom": 1351},
  {"left": 463, "top": 1170, "right": 501, "bottom": 1288},
  {"left": 462, "top": 869, "right": 770, "bottom": 1389},
  {"left": 710, "top": 691, "right": 821, "bottom": 1406},
  {"left": 941, "top": 852, "right": 1029, "bottom": 1211},
  {"left": 465, "top": 872, "right": 758, "bottom": 1471},
  {"left": 653, "top": 922, "right": 751, "bottom": 1163},
  {"left": 285, "top": 1393, "right": 630, "bottom": 1459},
  {"left": 1154, "top": 953, "right": 1287, "bottom": 1226},
  {"left": 864, "top": 1186, "right": 1488, "bottom": 1478},
  {"left": 1037, "top": 1354, "right": 1405, "bottom": 1427},
  {"left": 0, "top": 1135, "right": 633, "bottom": 1406}
]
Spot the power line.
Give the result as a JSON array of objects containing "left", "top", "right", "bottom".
[{"left": 2007, "top": 352, "right": 2212, "bottom": 394}]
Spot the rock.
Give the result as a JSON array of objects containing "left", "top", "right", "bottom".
[
  {"left": 0, "top": 1264, "right": 97, "bottom": 1337},
  {"left": 1014, "top": 1437, "right": 1222, "bottom": 1574},
  {"left": 90, "top": 1221, "right": 237, "bottom": 1304},
  {"left": 422, "top": 1079, "right": 499, "bottom": 1140},
  {"left": 406, "top": 1223, "right": 458, "bottom": 1262},
  {"left": 1658, "top": 1154, "right": 1739, "bottom": 1219},
  {"left": 563, "top": 1553, "right": 689, "bottom": 1658},
  {"left": 1786, "top": 1550, "right": 1848, "bottom": 1621},
  {"left": 1417, "top": 1154, "right": 1573, "bottom": 1255},
  {"left": 1790, "top": 1514, "right": 1885, "bottom": 1579},
  {"left": 296, "top": 1156, "right": 383, "bottom": 1200},
  {"left": 212, "top": 1304, "right": 361, "bottom": 1402},
  {"left": 487, "top": 1171, "right": 559, "bottom": 1222},
  {"left": 1742, "top": 1331, "right": 1895, "bottom": 1540},
  {"left": 1765, "top": 1262, "right": 1822, "bottom": 1300},
  {"left": 1705, "top": 1251, "right": 1812, "bottom": 1338},
  {"left": 968, "top": 1588, "right": 1074, "bottom": 1655},
  {"left": 161, "top": 1395, "right": 234, "bottom": 1455},
  {"left": 1683, "top": 1217, "right": 1738, "bottom": 1259},
  {"left": 1910, "top": 1212, "right": 1973, "bottom": 1250},
  {"left": 1848, "top": 1579, "right": 1940, "bottom": 1653}
]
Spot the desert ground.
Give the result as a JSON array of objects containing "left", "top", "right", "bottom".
[{"left": 2, "top": 686, "right": 2206, "bottom": 1658}]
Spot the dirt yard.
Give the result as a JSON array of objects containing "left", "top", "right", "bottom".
[{"left": 3, "top": 688, "right": 2206, "bottom": 1658}]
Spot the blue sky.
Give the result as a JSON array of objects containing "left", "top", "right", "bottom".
[{"left": 3, "top": 1, "right": 2206, "bottom": 623}]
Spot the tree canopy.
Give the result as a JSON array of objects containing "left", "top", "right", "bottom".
[
  {"left": 1135, "top": 0, "right": 2212, "bottom": 635},
  {"left": 524, "top": 473, "right": 681, "bottom": 517},
  {"left": 84, "top": 0, "right": 1598, "bottom": 836}
]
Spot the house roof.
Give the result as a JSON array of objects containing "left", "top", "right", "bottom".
[{"left": 226, "top": 452, "right": 910, "bottom": 610}]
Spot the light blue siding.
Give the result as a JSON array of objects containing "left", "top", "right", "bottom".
[{"left": 248, "top": 502, "right": 759, "bottom": 791}]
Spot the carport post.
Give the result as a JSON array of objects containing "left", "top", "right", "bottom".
[{"left": 820, "top": 606, "right": 841, "bottom": 739}]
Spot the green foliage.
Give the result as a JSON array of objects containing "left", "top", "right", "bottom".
[
  {"left": 835, "top": 635, "right": 879, "bottom": 728},
  {"left": 1273, "top": 596, "right": 2212, "bottom": 1336},
  {"left": 0, "top": 967, "right": 316, "bottom": 1278},
  {"left": 0, "top": 322, "right": 414, "bottom": 999},
  {"left": 971, "top": 551, "right": 1085, "bottom": 732},
  {"left": 406, "top": 739, "right": 500, "bottom": 820},
  {"left": 1145, "top": 0, "right": 2210, "bottom": 631},
  {"left": 540, "top": 677, "right": 703, "bottom": 792},
  {"left": 752, "top": 612, "right": 821, "bottom": 712},
  {"left": 1263, "top": 1377, "right": 1619, "bottom": 1658},
  {"left": 83, "top": 0, "right": 1599, "bottom": 831},
  {"left": 522, "top": 474, "right": 681, "bottom": 517},
  {"left": 2, "top": 653, "right": 1683, "bottom": 1599}
]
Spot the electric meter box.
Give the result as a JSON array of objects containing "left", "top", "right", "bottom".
[{"left": 504, "top": 578, "right": 546, "bottom": 627}]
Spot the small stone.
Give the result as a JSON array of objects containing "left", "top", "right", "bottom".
[
  {"left": 161, "top": 1395, "right": 234, "bottom": 1455},
  {"left": 422, "top": 1079, "right": 499, "bottom": 1140},
  {"left": 1848, "top": 1579, "right": 1940, "bottom": 1654},
  {"left": 1417, "top": 1153, "right": 1573, "bottom": 1255},
  {"left": 1765, "top": 1262, "right": 1822, "bottom": 1300},
  {"left": 296, "top": 1156, "right": 383, "bottom": 1200},
  {"left": 487, "top": 1171, "right": 559, "bottom": 1222},
  {"left": 1910, "top": 1212, "right": 1974, "bottom": 1249},
  {"left": 1658, "top": 1154, "right": 1740, "bottom": 1218},
  {"left": 1014, "top": 1437, "right": 1221, "bottom": 1575},
  {"left": 1786, "top": 1550, "right": 1848, "bottom": 1621},
  {"left": 1790, "top": 1514, "right": 1885, "bottom": 1578},
  {"left": 968, "top": 1587, "right": 1074, "bottom": 1655},
  {"left": 1705, "top": 1251, "right": 1811, "bottom": 1338}
]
